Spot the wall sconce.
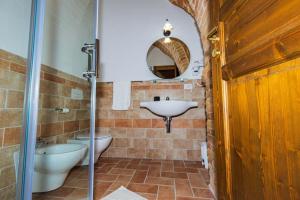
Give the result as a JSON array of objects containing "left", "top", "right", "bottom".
[{"left": 163, "top": 19, "right": 173, "bottom": 43}]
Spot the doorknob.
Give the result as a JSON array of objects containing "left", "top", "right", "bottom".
[{"left": 212, "top": 49, "right": 221, "bottom": 57}]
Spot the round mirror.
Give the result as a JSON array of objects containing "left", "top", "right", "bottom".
[{"left": 147, "top": 37, "right": 190, "bottom": 79}]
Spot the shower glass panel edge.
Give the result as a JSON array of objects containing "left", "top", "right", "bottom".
[
  {"left": 16, "top": 0, "right": 46, "bottom": 200},
  {"left": 88, "top": 0, "right": 100, "bottom": 199}
]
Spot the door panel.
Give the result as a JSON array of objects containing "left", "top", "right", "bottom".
[{"left": 211, "top": 0, "right": 300, "bottom": 199}]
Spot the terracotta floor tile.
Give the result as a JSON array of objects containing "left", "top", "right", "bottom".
[
  {"left": 174, "top": 167, "right": 199, "bottom": 173},
  {"left": 95, "top": 173, "right": 119, "bottom": 182},
  {"left": 94, "top": 182, "right": 113, "bottom": 199},
  {"left": 138, "top": 192, "right": 157, "bottom": 200},
  {"left": 161, "top": 172, "right": 188, "bottom": 179},
  {"left": 176, "top": 197, "right": 209, "bottom": 200},
  {"left": 109, "top": 168, "right": 135, "bottom": 176},
  {"left": 64, "top": 179, "right": 89, "bottom": 189},
  {"left": 157, "top": 186, "right": 175, "bottom": 200},
  {"left": 41, "top": 187, "right": 74, "bottom": 198},
  {"left": 184, "top": 161, "right": 203, "bottom": 169},
  {"left": 192, "top": 188, "right": 215, "bottom": 199},
  {"left": 199, "top": 169, "right": 210, "bottom": 183},
  {"left": 145, "top": 177, "right": 174, "bottom": 186},
  {"left": 117, "top": 175, "right": 133, "bottom": 182},
  {"left": 162, "top": 163, "right": 174, "bottom": 172},
  {"left": 174, "top": 160, "right": 185, "bottom": 168},
  {"left": 115, "top": 160, "right": 130, "bottom": 168},
  {"left": 127, "top": 183, "right": 158, "bottom": 194},
  {"left": 126, "top": 164, "right": 150, "bottom": 171},
  {"left": 95, "top": 164, "right": 115, "bottom": 174},
  {"left": 65, "top": 188, "right": 88, "bottom": 199},
  {"left": 175, "top": 179, "right": 193, "bottom": 197},
  {"left": 141, "top": 159, "right": 162, "bottom": 165},
  {"left": 33, "top": 196, "right": 64, "bottom": 200},
  {"left": 131, "top": 171, "right": 148, "bottom": 183},
  {"left": 161, "top": 160, "right": 173, "bottom": 164},
  {"left": 188, "top": 173, "right": 208, "bottom": 188},
  {"left": 108, "top": 181, "right": 129, "bottom": 191},
  {"left": 37, "top": 157, "right": 212, "bottom": 200},
  {"left": 129, "top": 158, "right": 141, "bottom": 164},
  {"left": 148, "top": 166, "right": 161, "bottom": 177},
  {"left": 99, "top": 157, "right": 121, "bottom": 163}
]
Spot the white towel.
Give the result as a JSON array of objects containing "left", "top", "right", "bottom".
[{"left": 112, "top": 81, "right": 131, "bottom": 110}]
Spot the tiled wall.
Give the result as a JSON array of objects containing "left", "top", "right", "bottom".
[
  {"left": 95, "top": 80, "right": 206, "bottom": 161},
  {"left": 0, "top": 49, "right": 90, "bottom": 199}
]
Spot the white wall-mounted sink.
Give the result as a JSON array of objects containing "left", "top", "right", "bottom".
[{"left": 140, "top": 100, "right": 198, "bottom": 117}]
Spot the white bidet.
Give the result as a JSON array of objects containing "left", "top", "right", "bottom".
[{"left": 67, "top": 134, "right": 112, "bottom": 165}]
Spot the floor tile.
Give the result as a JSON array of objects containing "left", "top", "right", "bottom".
[
  {"left": 131, "top": 171, "right": 148, "bottom": 183},
  {"left": 94, "top": 173, "right": 119, "bottom": 182},
  {"left": 35, "top": 157, "right": 213, "bottom": 200},
  {"left": 157, "top": 186, "right": 175, "bottom": 200},
  {"left": 192, "top": 188, "right": 214, "bottom": 198},
  {"left": 148, "top": 166, "right": 161, "bottom": 177},
  {"left": 138, "top": 192, "right": 157, "bottom": 200},
  {"left": 175, "top": 179, "right": 193, "bottom": 197},
  {"left": 145, "top": 177, "right": 174, "bottom": 186},
  {"left": 109, "top": 168, "right": 135, "bottom": 176},
  {"left": 188, "top": 173, "right": 207, "bottom": 188},
  {"left": 161, "top": 172, "right": 188, "bottom": 179},
  {"left": 127, "top": 183, "right": 158, "bottom": 194},
  {"left": 174, "top": 167, "right": 199, "bottom": 173}
]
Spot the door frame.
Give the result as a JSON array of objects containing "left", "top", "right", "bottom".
[{"left": 208, "top": 22, "right": 232, "bottom": 200}]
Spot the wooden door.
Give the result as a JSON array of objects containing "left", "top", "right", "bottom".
[{"left": 210, "top": 0, "right": 300, "bottom": 199}]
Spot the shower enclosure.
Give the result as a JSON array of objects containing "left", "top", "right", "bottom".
[{"left": 0, "top": 0, "right": 99, "bottom": 199}]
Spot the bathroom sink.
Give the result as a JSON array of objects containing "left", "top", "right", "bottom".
[{"left": 140, "top": 100, "right": 198, "bottom": 117}]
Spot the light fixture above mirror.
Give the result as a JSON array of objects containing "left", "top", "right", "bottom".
[{"left": 163, "top": 19, "right": 173, "bottom": 43}]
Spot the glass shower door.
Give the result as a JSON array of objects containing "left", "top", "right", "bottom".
[
  {"left": 10, "top": 0, "right": 99, "bottom": 199},
  {"left": 31, "top": 0, "right": 97, "bottom": 199}
]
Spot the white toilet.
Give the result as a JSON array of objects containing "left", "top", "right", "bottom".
[
  {"left": 14, "top": 144, "right": 87, "bottom": 192},
  {"left": 67, "top": 134, "right": 112, "bottom": 165}
]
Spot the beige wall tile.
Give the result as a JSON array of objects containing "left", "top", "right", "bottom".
[
  {"left": 0, "top": 166, "right": 15, "bottom": 189},
  {"left": 0, "top": 109, "right": 22, "bottom": 128},
  {"left": 0, "top": 90, "right": 6, "bottom": 108},
  {"left": 6, "top": 91, "right": 24, "bottom": 108}
]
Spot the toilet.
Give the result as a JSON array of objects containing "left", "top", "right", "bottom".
[
  {"left": 67, "top": 134, "right": 112, "bottom": 165},
  {"left": 14, "top": 144, "right": 87, "bottom": 192}
]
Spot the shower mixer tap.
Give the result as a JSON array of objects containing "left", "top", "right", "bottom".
[{"left": 81, "top": 43, "right": 97, "bottom": 80}]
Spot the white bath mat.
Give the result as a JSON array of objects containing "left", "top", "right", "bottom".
[{"left": 101, "top": 186, "right": 147, "bottom": 200}]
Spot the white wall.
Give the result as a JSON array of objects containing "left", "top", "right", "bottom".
[
  {"left": 147, "top": 47, "right": 175, "bottom": 67},
  {"left": 0, "top": 0, "right": 94, "bottom": 78},
  {"left": 98, "top": 0, "right": 203, "bottom": 82}
]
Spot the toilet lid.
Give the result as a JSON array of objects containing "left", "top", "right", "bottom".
[{"left": 76, "top": 134, "right": 111, "bottom": 140}]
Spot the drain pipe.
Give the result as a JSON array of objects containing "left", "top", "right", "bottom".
[{"left": 163, "top": 116, "right": 172, "bottom": 133}]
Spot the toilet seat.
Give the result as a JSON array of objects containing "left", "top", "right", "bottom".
[{"left": 76, "top": 134, "right": 111, "bottom": 140}]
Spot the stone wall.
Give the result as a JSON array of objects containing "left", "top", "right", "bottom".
[
  {"left": 95, "top": 80, "right": 207, "bottom": 161},
  {"left": 0, "top": 49, "right": 90, "bottom": 199},
  {"left": 169, "top": 0, "right": 216, "bottom": 195}
]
